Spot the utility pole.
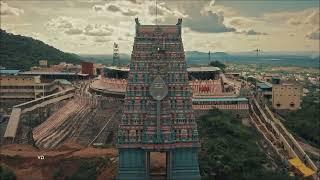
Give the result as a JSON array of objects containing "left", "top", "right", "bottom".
[{"left": 255, "top": 48, "right": 261, "bottom": 57}]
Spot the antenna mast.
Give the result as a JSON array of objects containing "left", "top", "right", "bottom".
[
  {"left": 156, "top": 0, "right": 158, "bottom": 25},
  {"left": 113, "top": 42, "right": 120, "bottom": 67}
]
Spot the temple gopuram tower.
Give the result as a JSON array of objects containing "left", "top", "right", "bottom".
[{"left": 117, "top": 18, "right": 201, "bottom": 180}]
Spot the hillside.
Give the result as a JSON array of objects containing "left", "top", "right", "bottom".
[
  {"left": 198, "top": 109, "right": 293, "bottom": 180},
  {"left": 0, "top": 29, "right": 81, "bottom": 70}
]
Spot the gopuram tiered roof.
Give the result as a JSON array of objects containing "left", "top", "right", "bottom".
[{"left": 117, "top": 18, "right": 201, "bottom": 180}]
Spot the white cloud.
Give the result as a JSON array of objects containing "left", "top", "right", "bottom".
[
  {"left": 289, "top": 33, "right": 295, "bottom": 37},
  {"left": 92, "top": 5, "right": 104, "bottom": 12},
  {"left": 227, "top": 17, "right": 260, "bottom": 29},
  {"left": 260, "top": 8, "right": 319, "bottom": 41},
  {"left": 263, "top": 8, "right": 319, "bottom": 28},
  {"left": 306, "top": 28, "right": 320, "bottom": 40},
  {"left": 304, "top": 9, "right": 319, "bottom": 26},
  {"left": 2, "top": 0, "right": 319, "bottom": 54},
  {"left": 180, "top": 1, "right": 250, "bottom": 34},
  {"left": 201, "top": 3, "right": 239, "bottom": 18},
  {"left": 94, "top": 36, "right": 109, "bottom": 42},
  {"left": 46, "top": 16, "right": 77, "bottom": 29},
  {"left": 238, "top": 29, "right": 268, "bottom": 36},
  {"left": 80, "top": 36, "right": 87, "bottom": 40},
  {"left": 148, "top": 2, "right": 187, "bottom": 18},
  {"left": 65, "top": 28, "right": 83, "bottom": 35},
  {"left": 92, "top": 2, "right": 139, "bottom": 16},
  {"left": 0, "top": 1, "right": 24, "bottom": 16},
  {"left": 106, "top": 4, "right": 121, "bottom": 12},
  {"left": 46, "top": 16, "right": 114, "bottom": 37},
  {"left": 84, "top": 24, "right": 113, "bottom": 36},
  {"left": 288, "top": 9, "right": 319, "bottom": 27},
  {"left": 91, "top": 0, "right": 186, "bottom": 25},
  {"left": 122, "top": 9, "right": 139, "bottom": 16},
  {"left": 185, "top": 11, "right": 236, "bottom": 33}
]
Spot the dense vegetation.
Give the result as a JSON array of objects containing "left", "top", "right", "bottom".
[
  {"left": 63, "top": 158, "right": 108, "bottom": 180},
  {"left": 0, "top": 29, "right": 81, "bottom": 70},
  {"left": 280, "top": 85, "right": 320, "bottom": 148},
  {"left": 198, "top": 109, "right": 294, "bottom": 180},
  {"left": 65, "top": 160, "right": 97, "bottom": 180},
  {"left": 208, "top": 60, "right": 226, "bottom": 72},
  {"left": 239, "top": 76, "right": 258, "bottom": 84},
  {"left": 0, "top": 165, "right": 16, "bottom": 180}
]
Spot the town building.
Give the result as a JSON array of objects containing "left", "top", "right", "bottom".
[
  {"left": 31, "top": 62, "right": 81, "bottom": 73},
  {"left": 262, "top": 73, "right": 281, "bottom": 84},
  {"left": 93, "top": 63, "right": 104, "bottom": 76},
  {"left": 18, "top": 71, "right": 88, "bottom": 81},
  {"left": 94, "top": 65, "right": 249, "bottom": 112},
  {"left": 39, "top": 60, "right": 48, "bottom": 67},
  {"left": 272, "top": 82, "right": 302, "bottom": 110},
  {"left": 102, "top": 65, "right": 237, "bottom": 96},
  {"left": 187, "top": 66, "right": 221, "bottom": 80},
  {"left": 192, "top": 97, "right": 248, "bottom": 110},
  {"left": 0, "top": 75, "right": 63, "bottom": 113},
  {"left": 256, "top": 81, "right": 272, "bottom": 100},
  {"left": 225, "top": 72, "right": 240, "bottom": 80},
  {"left": 0, "top": 69, "right": 20, "bottom": 75},
  {"left": 81, "top": 62, "right": 94, "bottom": 76}
]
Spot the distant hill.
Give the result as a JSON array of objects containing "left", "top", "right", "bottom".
[
  {"left": 80, "top": 53, "right": 130, "bottom": 65},
  {"left": 0, "top": 29, "right": 81, "bottom": 70},
  {"left": 186, "top": 51, "right": 229, "bottom": 65},
  {"left": 81, "top": 51, "right": 230, "bottom": 66},
  {"left": 186, "top": 51, "right": 319, "bottom": 68},
  {"left": 186, "top": 51, "right": 229, "bottom": 60},
  {"left": 186, "top": 51, "right": 228, "bottom": 56},
  {"left": 81, "top": 50, "right": 319, "bottom": 68}
]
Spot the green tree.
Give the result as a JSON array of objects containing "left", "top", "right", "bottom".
[
  {"left": 281, "top": 90, "right": 320, "bottom": 148},
  {"left": 198, "top": 109, "right": 294, "bottom": 180},
  {"left": 0, "top": 29, "right": 81, "bottom": 70},
  {"left": 208, "top": 61, "right": 226, "bottom": 72},
  {"left": 0, "top": 165, "right": 16, "bottom": 180}
]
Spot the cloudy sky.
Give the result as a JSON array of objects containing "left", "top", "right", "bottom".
[{"left": 1, "top": 0, "right": 319, "bottom": 54}]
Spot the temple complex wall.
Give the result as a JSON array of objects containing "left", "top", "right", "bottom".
[{"left": 92, "top": 77, "right": 238, "bottom": 97}]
